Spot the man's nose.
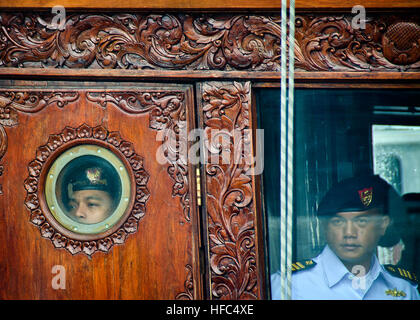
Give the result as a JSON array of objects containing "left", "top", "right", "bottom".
[
  {"left": 75, "top": 206, "right": 87, "bottom": 219},
  {"left": 343, "top": 221, "right": 357, "bottom": 237}
]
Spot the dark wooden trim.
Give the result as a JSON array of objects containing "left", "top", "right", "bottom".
[
  {"left": 250, "top": 83, "right": 268, "bottom": 300},
  {"left": 254, "top": 82, "right": 420, "bottom": 89},
  {"left": 1, "top": 0, "right": 419, "bottom": 10},
  {"left": 195, "top": 82, "right": 213, "bottom": 299},
  {"left": 294, "top": 83, "right": 420, "bottom": 89},
  {"left": 1, "top": 69, "right": 420, "bottom": 82},
  {"left": 185, "top": 85, "right": 204, "bottom": 300},
  {"left": 295, "top": 72, "right": 420, "bottom": 81},
  {"left": 0, "top": 68, "right": 280, "bottom": 81}
]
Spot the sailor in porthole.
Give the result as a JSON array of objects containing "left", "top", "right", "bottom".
[{"left": 58, "top": 155, "right": 122, "bottom": 225}]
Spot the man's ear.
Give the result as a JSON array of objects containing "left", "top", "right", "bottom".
[
  {"left": 379, "top": 216, "right": 391, "bottom": 236},
  {"left": 318, "top": 216, "right": 328, "bottom": 231}
]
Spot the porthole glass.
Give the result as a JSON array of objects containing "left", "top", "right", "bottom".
[{"left": 45, "top": 144, "right": 131, "bottom": 235}]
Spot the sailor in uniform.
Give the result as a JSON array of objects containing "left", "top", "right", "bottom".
[{"left": 271, "top": 174, "right": 420, "bottom": 300}]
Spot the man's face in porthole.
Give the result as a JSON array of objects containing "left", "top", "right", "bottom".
[
  {"left": 325, "top": 208, "right": 390, "bottom": 267},
  {"left": 68, "top": 189, "right": 113, "bottom": 224}
]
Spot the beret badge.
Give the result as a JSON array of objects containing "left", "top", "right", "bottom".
[
  {"left": 358, "top": 187, "right": 373, "bottom": 207},
  {"left": 86, "top": 168, "right": 107, "bottom": 186}
]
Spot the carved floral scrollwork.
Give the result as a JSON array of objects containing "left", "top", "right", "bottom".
[
  {"left": 0, "top": 124, "right": 6, "bottom": 195},
  {"left": 0, "top": 91, "right": 79, "bottom": 196},
  {"left": 0, "top": 102, "right": 10, "bottom": 194},
  {"left": 201, "top": 81, "right": 258, "bottom": 300},
  {"left": 175, "top": 264, "right": 194, "bottom": 300},
  {"left": 0, "top": 13, "right": 280, "bottom": 71},
  {"left": 1, "top": 12, "right": 419, "bottom": 72},
  {"left": 86, "top": 90, "right": 191, "bottom": 222},
  {"left": 0, "top": 91, "right": 80, "bottom": 113},
  {"left": 24, "top": 123, "right": 150, "bottom": 256},
  {"left": 295, "top": 15, "right": 420, "bottom": 72},
  {"left": 0, "top": 122, "right": 6, "bottom": 160},
  {"left": 0, "top": 104, "right": 18, "bottom": 127}
]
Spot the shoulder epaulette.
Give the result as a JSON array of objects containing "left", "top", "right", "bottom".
[
  {"left": 292, "top": 259, "right": 317, "bottom": 273},
  {"left": 384, "top": 265, "right": 418, "bottom": 285}
]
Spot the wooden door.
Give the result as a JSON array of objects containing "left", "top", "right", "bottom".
[{"left": 0, "top": 80, "right": 202, "bottom": 299}]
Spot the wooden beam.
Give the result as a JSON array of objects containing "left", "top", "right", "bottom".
[
  {"left": 0, "top": 68, "right": 420, "bottom": 82},
  {"left": 0, "top": 0, "right": 419, "bottom": 10}
]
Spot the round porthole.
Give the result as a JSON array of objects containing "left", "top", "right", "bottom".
[
  {"left": 24, "top": 124, "right": 150, "bottom": 256},
  {"left": 45, "top": 144, "right": 131, "bottom": 235}
]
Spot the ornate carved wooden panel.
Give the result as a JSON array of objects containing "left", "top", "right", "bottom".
[
  {"left": 295, "top": 14, "right": 420, "bottom": 72},
  {"left": 0, "top": 82, "right": 201, "bottom": 299},
  {"left": 0, "top": 13, "right": 280, "bottom": 71},
  {"left": 0, "top": 12, "right": 419, "bottom": 73},
  {"left": 198, "top": 81, "right": 265, "bottom": 299}
]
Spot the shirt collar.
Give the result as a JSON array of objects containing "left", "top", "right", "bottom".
[
  {"left": 377, "top": 262, "right": 398, "bottom": 288},
  {"left": 369, "top": 254, "right": 382, "bottom": 281},
  {"left": 319, "top": 245, "right": 382, "bottom": 288},
  {"left": 365, "top": 254, "right": 383, "bottom": 291},
  {"left": 319, "top": 245, "right": 351, "bottom": 287}
]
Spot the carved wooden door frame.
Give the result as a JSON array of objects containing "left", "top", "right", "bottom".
[{"left": 197, "top": 81, "right": 266, "bottom": 299}]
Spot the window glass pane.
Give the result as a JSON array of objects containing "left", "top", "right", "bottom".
[
  {"left": 372, "top": 125, "right": 420, "bottom": 269},
  {"left": 258, "top": 88, "right": 420, "bottom": 300},
  {"left": 256, "top": 89, "right": 281, "bottom": 277},
  {"left": 373, "top": 125, "right": 420, "bottom": 194}
]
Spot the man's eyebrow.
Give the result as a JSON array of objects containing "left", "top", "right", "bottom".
[
  {"left": 85, "top": 196, "right": 103, "bottom": 201},
  {"left": 351, "top": 213, "right": 369, "bottom": 217}
]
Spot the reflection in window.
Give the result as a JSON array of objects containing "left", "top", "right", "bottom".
[
  {"left": 373, "top": 125, "right": 420, "bottom": 272},
  {"left": 373, "top": 154, "right": 402, "bottom": 193},
  {"left": 255, "top": 89, "right": 281, "bottom": 276},
  {"left": 373, "top": 125, "right": 420, "bottom": 194}
]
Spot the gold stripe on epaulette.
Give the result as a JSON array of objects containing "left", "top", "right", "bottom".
[
  {"left": 385, "top": 265, "right": 418, "bottom": 284},
  {"left": 387, "top": 266, "right": 396, "bottom": 272},
  {"left": 292, "top": 263, "right": 301, "bottom": 271},
  {"left": 291, "top": 259, "right": 316, "bottom": 273}
]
